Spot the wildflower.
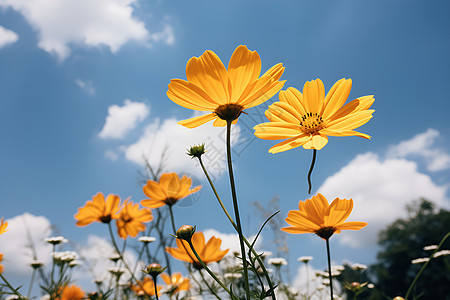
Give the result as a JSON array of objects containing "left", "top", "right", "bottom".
[
  {"left": 0, "top": 253, "right": 4, "bottom": 273},
  {"left": 411, "top": 257, "right": 429, "bottom": 264},
  {"left": 254, "top": 78, "right": 374, "bottom": 153},
  {"left": 423, "top": 244, "right": 439, "bottom": 251},
  {"left": 161, "top": 273, "right": 190, "bottom": 294},
  {"left": 143, "top": 263, "right": 166, "bottom": 278},
  {"left": 166, "top": 231, "right": 229, "bottom": 269},
  {"left": 74, "top": 192, "right": 121, "bottom": 226},
  {"left": 281, "top": 193, "right": 367, "bottom": 240},
  {"left": 297, "top": 256, "right": 313, "bottom": 263},
  {"left": 175, "top": 225, "right": 196, "bottom": 241},
  {"left": 45, "top": 236, "right": 68, "bottom": 245},
  {"left": 109, "top": 252, "right": 121, "bottom": 263},
  {"left": 30, "top": 260, "right": 44, "bottom": 269},
  {"left": 59, "top": 284, "right": 85, "bottom": 300},
  {"left": 352, "top": 263, "right": 367, "bottom": 270},
  {"left": 393, "top": 297, "right": 405, "bottom": 300},
  {"left": 116, "top": 200, "right": 153, "bottom": 239},
  {"left": 167, "top": 45, "right": 285, "bottom": 128},
  {"left": 53, "top": 251, "right": 78, "bottom": 264},
  {"left": 224, "top": 273, "right": 243, "bottom": 279},
  {"left": 68, "top": 260, "right": 82, "bottom": 267},
  {"left": 141, "top": 173, "right": 201, "bottom": 208},
  {"left": 108, "top": 267, "right": 126, "bottom": 276},
  {"left": 138, "top": 236, "right": 157, "bottom": 244},
  {"left": 267, "top": 257, "right": 287, "bottom": 266},
  {"left": 433, "top": 250, "right": 450, "bottom": 258},
  {"left": 187, "top": 143, "right": 206, "bottom": 159},
  {"left": 131, "top": 277, "right": 162, "bottom": 296},
  {"left": 0, "top": 217, "right": 8, "bottom": 235}
]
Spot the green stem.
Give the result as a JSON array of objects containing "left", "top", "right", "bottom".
[
  {"left": 151, "top": 276, "right": 160, "bottom": 300},
  {"left": 27, "top": 268, "right": 37, "bottom": 299},
  {"left": 186, "top": 239, "right": 235, "bottom": 299},
  {"left": 199, "top": 269, "right": 222, "bottom": 300},
  {"left": 168, "top": 205, "right": 177, "bottom": 235},
  {"left": 107, "top": 222, "right": 150, "bottom": 299},
  {"left": 226, "top": 120, "right": 250, "bottom": 300},
  {"left": 0, "top": 273, "right": 24, "bottom": 298},
  {"left": 326, "top": 238, "right": 334, "bottom": 300},
  {"left": 307, "top": 149, "right": 317, "bottom": 194},
  {"left": 405, "top": 231, "right": 450, "bottom": 300},
  {"left": 197, "top": 155, "right": 276, "bottom": 300}
]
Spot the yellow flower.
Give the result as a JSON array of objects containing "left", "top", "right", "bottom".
[
  {"left": 281, "top": 193, "right": 367, "bottom": 240},
  {"left": 74, "top": 192, "right": 121, "bottom": 226},
  {"left": 141, "top": 173, "right": 201, "bottom": 208},
  {"left": 161, "top": 273, "right": 190, "bottom": 294},
  {"left": 167, "top": 45, "right": 285, "bottom": 128},
  {"left": 116, "top": 200, "right": 153, "bottom": 239},
  {"left": 0, "top": 253, "right": 4, "bottom": 273},
  {"left": 58, "top": 284, "right": 85, "bottom": 300},
  {"left": 131, "top": 277, "right": 162, "bottom": 296},
  {"left": 0, "top": 217, "right": 8, "bottom": 235},
  {"left": 254, "top": 78, "right": 375, "bottom": 153},
  {"left": 166, "top": 232, "right": 229, "bottom": 269}
]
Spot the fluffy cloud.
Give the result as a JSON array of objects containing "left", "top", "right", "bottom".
[
  {"left": 318, "top": 151, "right": 449, "bottom": 248},
  {"left": 0, "top": 25, "right": 18, "bottom": 49},
  {"left": 123, "top": 115, "right": 241, "bottom": 178},
  {"left": 99, "top": 99, "right": 149, "bottom": 139},
  {"left": 388, "top": 128, "right": 450, "bottom": 172},
  {"left": 1, "top": 213, "right": 53, "bottom": 276},
  {"left": 0, "top": 0, "right": 173, "bottom": 60}
]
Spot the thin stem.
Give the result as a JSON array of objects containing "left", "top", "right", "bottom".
[
  {"left": 0, "top": 273, "right": 24, "bottom": 298},
  {"left": 197, "top": 155, "right": 277, "bottom": 300},
  {"left": 305, "top": 262, "right": 310, "bottom": 298},
  {"left": 152, "top": 276, "right": 160, "bottom": 300},
  {"left": 168, "top": 205, "right": 177, "bottom": 235},
  {"left": 307, "top": 149, "right": 317, "bottom": 194},
  {"left": 198, "top": 269, "right": 222, "bottom": 300},
  {"left": 405, "top": 231, "right": 450, "bottom": 300},
  {"left": 27, "top": 268, "right": 37, "bottom": 299},
  {"left": 226, "top": 120, "right": 250, "bottom": 300},
  {"left": 186, "top": 239, "right": 234, "bottom": 298},
  {"left": 326, "top": 238, "right": 334, "bottom": 300}
]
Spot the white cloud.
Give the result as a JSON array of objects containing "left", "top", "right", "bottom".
[
  {"left": 318, "top": 152, "right": 449, "bottom": 248},
  {"left": 0, "top": 0, "right": 173, "bottom": 60},
  {"left": 1, "top": 213, "right": 53, "bottom": 276},
  {"left": 0, "top": 25, "right": 18, "bottom": 49},
  {"left": 99, "top": 99, "right": 149, "bottom": 139},
  {"left": 388, "top": 128, "right": 450, "bottom": 172},
  {"left": 75, "top": 78, "right": 95, "bottom": 96},
  {"left": 123, "top": 115, "right": 241, "bottom": 178}
]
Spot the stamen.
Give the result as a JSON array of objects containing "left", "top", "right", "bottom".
[{"left": 299, "top": 113, "right": 324, "bottom": 134}]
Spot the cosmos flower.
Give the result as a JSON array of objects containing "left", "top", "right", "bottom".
[
  {"left": 167, "top": 45, "right": 285, "bottom": 128},
  {"left": 0, "top": 217, "right": 8, "bottom": 235},
  {"left": 58, "top": 284, "right": 85, "bottom": 300},
  {"left": 254, "top": 78, "right": 374, "bottom": 153},
  {"left": 74, "top": 192, "right": 121, "bottom": 226},
  {"left": 116, "top": 200, "right": 153, "bottom": 239},
  {"left": 161, "top": 273, "right": 190, "bottom": 294},
  {"left": 141, "top": 173, "right": 201, "bottom": 208},
  {"left": 131, "top": 277, "right": 162, "bottom": 296},
  {"left": 166, "top": 232, "right": 229, "bottom": 269},
  {"left": 281, "top": 193, "right": 367, "bottom": 240}
]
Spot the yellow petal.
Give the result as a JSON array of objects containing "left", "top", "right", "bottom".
[
  {"left": 178, "top": 113, "right": 217, "bottom": 128},
  {"left": 321, "top": 78, "right": 352, "bottom": 119},
  {"left": 335, "top": 221, "right": 368, "bottom": 231},
  {"left": 265, "top": 101, "right": 303, "bottom": 123},
  {"left": 302, "top": 79, "right": 325, "bottom": 114},
  {"left": 268, "top": 134, "right": 310, "bottom": 153},
  {"left": 326, "top": 110, "right": 374, "bottom": 130},
  {"left": 301, "top": 134, "right": 328, "bottom": 150},
  {"left": 254, "top": 122, "right": 301, "bottom": 140},
  {"left": 280, "top": 87, "right": 308, "bottom": 116},
  {"left": 167, "top": 79, "right": 218, "bottom": 110}
]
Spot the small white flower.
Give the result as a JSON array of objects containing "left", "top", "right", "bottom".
[
  {"left": 53, "top": 251, "right": 78, "bottom": 263},
  {"left": 5, "top": 296, "right": 20, "bottom": 300},
  {"left": 138, "top": 236, "right": 157, "bottom": 243},
  {"left": 352, "top": 263, "right": 367, "bottom": 270},
  {"left": 69, "top": 260, "right": 82, "bottom": 267},
  {"left": 423, "top": 245, "right": 439, "bottom": 251},
  {"left": 45, "top": 236, "right": 68, "bottom": 245},
  {"left": 40, "top": 295, "right": 51, "bottom": 300},
  {"left": 224, "top": 273, "right": 243, "bottom": 279},
  {"left": 30, "top": 260, "right": 44, "bottom": 268},
  {"left": 411, "top": 257, "right": 429, "bottom": 264},
  {"left": 267, "top": 257, "right": 287, "bottom": 266},
  {"left": 297, "top": 256, "right": 313, "bottom": 263},
  {"left": 109, "top": 252, "right": 121, "bottom": 262},
  {"left": 367, "top": 283, "right": 375, "bottom": 289},
  {"left": 433, "top": 250, "right": 450, "bottom": 258},
  {"left": 332, "top": 265, "right": 345, "bottom": 272},
  {"left": 108, "top": 267, "right": 126, "bottom": 275}
]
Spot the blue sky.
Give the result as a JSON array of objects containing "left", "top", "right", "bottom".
[{"left": 1, "top": 0, "right": 450, "bottom": 292}]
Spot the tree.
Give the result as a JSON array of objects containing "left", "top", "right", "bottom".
[{"left": 372, "top": 199, "right": 450, "bottom": 299}]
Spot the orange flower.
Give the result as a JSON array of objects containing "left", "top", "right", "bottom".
[
  {"left": 58, "top": 284, "right": 85, "bottom": 300},
  {"left": 254, "top": 78, "right": 374, "bottom": 152},
  {"left": 167, "top": 45, "right": 285, "bottom": 128},
  {"left": 0, "top": 217, "right": 8, "bottom": 235},
  {"left": 166, "top": 232, "right": 229, "bottom": 269},
  {"left": 116, "top": 200, "right": 153, "bottom": 239},
  {"left": 161, "top": 273, "right": 190, "bottom": 294},
  {"left": 281, "top": 193, "right": 367, "bottom": 240},
  {"left": 141, "top": 173, "right": 201, "bottom": 208},
  {"left": 0, "top": 253, "right": 4, "bottom": 273},
  {"left": 131, "top": 277, "right": 162, "bottom": 296},
  {"left": 74, "top": 192, "right": 121, "bottom": 226}
]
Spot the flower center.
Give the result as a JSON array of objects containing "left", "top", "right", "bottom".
[
  {"left": 99, "top": 215, "right": 112, "bottom": 223},
  {"left": 299, "top": 113, "right": 324, "bottom": 134},
  {"left": 121, "top": 215, "right": 132, "bottom": 223},
  {"left": 315, "top": 226, "right": 336, "bottom": 240},
  {"left": 214, "top": 104, "right": 244, "bottom": 122}
]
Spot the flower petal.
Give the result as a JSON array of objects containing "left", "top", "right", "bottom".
[
  {"left": 301, "top": 134, "right": 328, "bottom": 150},
  {"left": 178, "top": 113, "right": 217, "bottom": 129},
  {"left": 321, "top": 78, "right": 352, "bottom": 119}
]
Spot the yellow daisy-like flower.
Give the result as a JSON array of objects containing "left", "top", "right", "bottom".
[
  {"left": 166, "top": 232, "right": 229, "bottom": 269},
  {"left": 0, "top": 217, "right": 8, "bottom": 235},
  {"left": 281, "top": 193, "right": 367, "bottom": 240},
  {"left": 141, "top": 173, "right": 201, "bottom": 208},
  {"left": 131, "top": 277, "right": 162, "bottom": 296},
  {"left": 254, "top": 78, "right": 375, "bottom": 153},
  {"left": 74, "top": 193, "right": 121, "bottom": 226},
  {"left": 167, "top": 45, "right": 285, "bottom": 128},
  {"left": 58, "top": 284, "right": 85, "bottom": 300},
  {"left": 116, "top": 200, "right": 153, "bottom": 239},
  {"left": 161, "top": 273, "right": 190, "bottom": 294}
]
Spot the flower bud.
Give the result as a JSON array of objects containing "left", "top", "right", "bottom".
[
  {"left": 176, "top": 225, "right": 195, "bottom": 241},
  {"left": 143, "top": 263, "right": 166, "bottom": 278},
  {"left": 393, "top": 297, "right": 405, "bottom": 300},
  {"left": 187, "top": 144, "right": 206, "bottom": 159}
]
